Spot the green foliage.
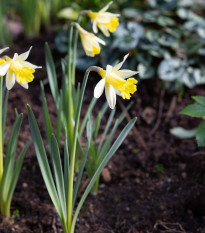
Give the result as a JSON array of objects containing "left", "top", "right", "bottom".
[
  {"left": 85, "top": 102, "right": 133, "bottom": 194},
  {"left": 55, "top": 0, "right": 205, "bottom": 89},
  {"left": 12, "top": 209, "right": 20, "bottom": 219},
  {"left": 171, "top": 95, "right": 205, "bottom": 147}
]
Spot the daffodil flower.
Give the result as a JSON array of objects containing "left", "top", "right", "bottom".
[
  {"left": 87, "top": 1, "right": 120, "bottom": 37},
  {"left": 0, "top": 47, "right": 41, "bottom": 90},
  {"left": 75, "top": 23, "right": 105, "bottom": 57},
  {"left": 93, "top": 54, "right": 138, "bottom": 109}
]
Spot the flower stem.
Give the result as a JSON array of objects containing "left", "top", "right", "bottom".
[
  {"left": 0, "top": 78, "right": 3, "bottom": 184},
  {"left": 67, "top": 25, "right": 74, "bottom": 150},
  {"left": 67, "top": 71, "right": 89, "bottom": 232},
  {"left": 71, "top": 15, "right": 81, "bottom": 85}
]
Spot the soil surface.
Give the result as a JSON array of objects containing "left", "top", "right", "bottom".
[{"left": 0, "top": 35, "right": 205, "bottom": 233}]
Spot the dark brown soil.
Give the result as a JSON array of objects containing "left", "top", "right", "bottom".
[{"left": 0, "top": 36, "right": 205, "bottom": 233}]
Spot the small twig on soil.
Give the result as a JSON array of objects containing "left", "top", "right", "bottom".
[
  {"left": 153, "top": 220, "right": 186, "bottom": 233},
  {"left": 38, "top": 223, "right": 44, "bottom": 233},
  {"left": 192, "top": 151, "right": 205, "bottom": 156},
  {"left": 118, "top": 99, "right": 149, "bottom": 151},
  {"left": 52, "top": 217, "right": 57, "bottom": 233},
  {"left": 165, "top": 96, "right": 177, "bottom": 123},
  {"left": 150, "top": 90, "right": 165, "bottom": 136}
]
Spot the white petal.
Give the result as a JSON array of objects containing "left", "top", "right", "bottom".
[
  {"left": 95, "top": 36, "right": 106, "bottom": 45},
  {"left": 94, "top": 78, "right": 105, "bottom": 98},
  {"left": 12, "top": 53, "right": 19, "bottom": 61},
  {"left": 18, "top": 82, "right": 28, "bottom": 89},
  {"left": 18, "top": 47, "right": 32, "bottom": 61},
  {"left": 6, "top": 71, "right": 15, "bottom": 90},
  {"left": 93, "top": 20, "right": 98, "bottom": 33},
  {"left": 105, "top": 84, "right": 116, "bottom": 109},
  {"left": 105, "top": 65, "right": 113, "bottom": 77},
  {"left": 113, "top": 70, "right": 139, "bottom": 79},
  {"left": 22, "top": 61, "right": 42, "bottom": 69},
  {"left": 98, "top": 24, "right": 110, "bottom": 37},
  {"left": 100, "top": 1, "right": 113, "bottom": 12},
  {"left": 0, "top": 47, "right": 9, "bottom": 55},
  {"left": 0, "top": 62, "right": 10, "bottom": 76},
  {"left": 113, "top": 54, "right": 129, "bottom": 71},
  {"left": 114, "top": 87, "right": 122, "bottom": 96}
]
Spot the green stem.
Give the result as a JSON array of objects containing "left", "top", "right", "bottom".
[
  {"left": 91, "top": 175, "right": 100, "bottom": 195},
  {"left": 67, "top": 71, "right": 89, "bottom": 232},
  {"left": 0, "top": 78, "right": 3, "bottom": 184},
  {"left": 67, "top": 25, "right": 74, "bottom": 150},
  {"left": 71, "top": 15, "right": 81, "bottom": 85}
]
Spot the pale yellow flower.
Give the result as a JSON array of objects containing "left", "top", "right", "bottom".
[
  {"left": 94, "top": 54, "right": 138, "bottom": 109},
  {"left": 0, "top": 48, "right": 41, "bottom": 90},
  {"left": 75, "top": 23, "right": 105, "bottom": 57},
  {"left": 0, "top": 47, "right": 41, "bottom": 90},
  {"left": 87, "top": 1, "right": 120, "bottom": 37}
]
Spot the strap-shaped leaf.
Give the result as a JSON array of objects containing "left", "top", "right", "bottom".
[
  {"left": 79, "top": 97, "right": 97, "bottom": 138},
  {"left": 64, "top": 136, "right": 69, "bottom": 207},
  {"left": 3, "top": 114, "right": 23, "bottom": 175},
  {"left": 97, "top": 119, "right": 119, "bottom": 165},
  {"left": 98, "top": 108, "right": 116, "bottom": 151},
  {"left": 6, "top": 141, "right": 31, "bottom": 209},
  {"left": 56, "top": 91, "right": 63, "bottom": 145},
  {"left": 71, "top": 117, "right": 137, "bottom": 233},
  {"left": 50, "top": 134, "right": 67, "bottom": 222},
  {"left": 40, "top": 81, "right": 53, "bottom": 145},
  {"left": 45, "top": 43, "right": 59, "bottom": 105},
  {"left": 0, "top": 113, "right": 23, "bottom": 200},
  {"left": 73, "top": 117, "right": 92, "bottom": 208},
  {"left": 27, "top": 105, "right": 63, "bottom": 219}
]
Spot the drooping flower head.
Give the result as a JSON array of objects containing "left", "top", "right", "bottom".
[
  {"left": 75, "top": 23, "right": 105, "bottom": 57},
  {"left": 0, "top": 47, "right": 41, "bottom": 90},
  {"left": 87, "top": 1, "right": 120, "bottom": 37},
  {"left": 93, "top": 54, "right": 138, "bottom": 109}
]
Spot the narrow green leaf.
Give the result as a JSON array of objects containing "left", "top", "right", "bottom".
[
  {"left": 40, "top": 81, "right": 53, "bottom": 145},
  {"left": 27, "top": 105, "right": 62, "bottom": 218},
  {"left": 79, "top": 97, "right": 97, "bottom": 138},
  {"left": 180, "top": 104, "right": 205, "bottom": 118},
  {"left": 98, "top": 119, "right": 119, "bottom": 165},
  {"left": 64, "top": 136, "right": 69, "bottom": 207},
  {"left": 71, "top": 118, "right": 137, "bottom": 232},
  {"left": 93, "top": 113, "right": 101, "bottom": 140},
  {"left": 196, "top": 120, "right": 205, "bottom": 147},
  {"left": 73, "top": 118, "right": 92, "bottom": 208},
  {"left": 4, "top": 114, "right": 23, "bottom": 172},
  {"left": 1, "top": 114, "right": 23, "bottom": 199},
  {"left": 50, "top": 134, "right": 67, "bottom": 221},
  {"left": 98, "top": 108, "right": 116, "bottom": 151},
  {"left": 45, "top": 42, "right": 59, "bottom": 105},
  {"left": 7, "top": 141, "right": 31, "bottom": 207},
  {"left": 56, "top": 91, "right": 63, "bottom": 145}
]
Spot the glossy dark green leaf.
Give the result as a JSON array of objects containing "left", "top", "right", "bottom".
[{"left": 180, "top": 104, "right": 205, "bottom": 117}]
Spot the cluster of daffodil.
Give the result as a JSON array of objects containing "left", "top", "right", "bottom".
[
  {"left": 27, "top": 2, "right": 138, "bottom": 233},
  {"left": 0, "top": 2, "right": 138, "bottom": 233},
  {"left": 0, "top": 47, "right": 41, "bottom": 217}
]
